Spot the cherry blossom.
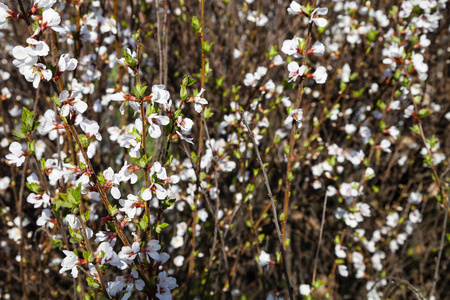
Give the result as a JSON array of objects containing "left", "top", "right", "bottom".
[
  {"left": 258, "top": 250, "right": 273, "bottom": 267},
  {"left": 247, "top": 11, "right": 268, "bottom": 27},
  {"left": 27, "top": 192, "right": 51, "bottom": 208},
  {"left": 118, "top": 241, "right": 141, "bottom": 265},
  {"left": 32, "top": 0, "right": 57, "bottom": 11},
  {"left": 281, "top": 36, "right": 304, "bottom": 58},
  {"left": 148, "top": 114, "right": 170, "bottom": 138},
  {"left": 6, "top": 142, "right": 26, "bottom": 166},
  {"left": 0, "top": 3, "right": 17, "bottom": 29},
  {"left": 310, "top": 8, "right": 328, "bottom": 27},
  {"left": 287, "top": 61, "right": 305, "bottom": 82},
  {"left": 287, "top": 1, "right": 302, "bottom": 15},
  {"left": 312, "top": 66, "right": 328, "bottom": 84},
  {"left": 57, "top": 53, "right": 78, "bottom": 72},
  {"left": 59, "top": 90, "right": 88, "bottom": 117},
  {"left": 59, "top": 250, "right": 80, "bottom": 278},
  {"left": 156, "top": 271, "right": 178, "bottom": 300},
  {"left": 284, "top": 108, "right": 303, "bottom": 128},
  {"left": 299, "top": 284, "right": 311, "bottom": 296},
  {"left": 41, "top": 9, "right": 65, "bottom": 33}
]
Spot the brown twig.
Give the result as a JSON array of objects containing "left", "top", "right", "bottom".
[
  {"left": 312, "top": 194, "right": 328, "bottom": 285},
  {"left": 240, "top": 111, "right": 294, "bottom": 300}
]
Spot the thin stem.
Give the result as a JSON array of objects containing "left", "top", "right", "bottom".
[
  {"left": 429, "top": 193, "right": 450, "bottom": 298},
  {"left": 281, "top": 20, "right": 314, "bottom": 246},
  {"left": 240, "top": 111, "right": 294, "bottom": 300},
  {"left": 312, "top": 194, "right": 328, "bottom": 285},
  {"left": 188, "top": 0, "right": 206, "bottom": 293},
  {"left": 140, "top": 101, "right": 151, "bottom": 243}
]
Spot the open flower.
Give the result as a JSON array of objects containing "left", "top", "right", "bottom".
[
  {"left": 156, "top": 271, "right": 178, "bottom": 300},
  {"left": 308, "top": 41, "right": 325, "bottom": 56},
  {"left": 310, "top": 7, "right": 328, "bottom": 27},
  {"left": 118, "top": 242, "right": 141, "bottom": 265},
  {"left": 284, "top": 108, "right": 303, "bottom": 128},
  {"left": 312, "top": 66, "right": 328, "bottom": 84},
  {"left": 27, "top": 192, "right": 51, "bottom": 208},
  {"left": 58, "top": 53, "right": 78, "bottom": 72},
  {"left": 193, "top": 88, "right": 208, "bottom": 113},
  {"left": 26, "top": 37, "right": 50, "bottom": 57},
  {"left": 6, "top": 142, "right": 26, "bottom": 166},
  {"left": 176, "top": 116, "right": 194, "bottom": 135},
  {"left": 80, "top": 119, "right": 102, "bottom": 141},
  {"left": 0, "top": 4, "right": 18, "bottom": 29},
  {"left": 287, "top": 61, "right": 305, "bottom": 82},
  {"left": 258, "top": 250, "right": 274, "bottom": 268},
  {"left": 287, "top": 1, "right": 302, "bottom": 15},
  {"left": 142, "top": 182, "right": 167, "bottom": 200},
  {"left": 281, "top": 36, "right": 304, "bottom": 58},
  {"left": 151, "top": 85, "right": 170, "bottom": 106},
  {"left": 148, "top": 114, "right": 170, "bottom": 138},
  {"left": 103, "top": 167, "right": 121, "bottom": 199},
  {"left": 32, "top": 0, "right": 57, "bottom": 11},
  {"left": 60, "top": 250, "right": 80, "bottom": 278},
  {"left": 59, "top": 90, "right": 88, "bottom": 117},
  {"left": 41, "top": 9, "right": 65, "bottom": 32},
  {"left": 247, "top": 11, "right": 268, "bottom": 27}
]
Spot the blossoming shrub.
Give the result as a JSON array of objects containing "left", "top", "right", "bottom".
[{"left": 0, "top": 0, "right": 449, "bottom": 299}]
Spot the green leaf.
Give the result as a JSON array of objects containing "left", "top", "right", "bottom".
[
  {"left": 83, "top": 250, "right": 90, "bottom": 261},
  {"left": 22, "top": 107, "right": 37, "bottom": 133},
  {"left": 40, "top": 158, "right": 46, "bottom": 170},
  {"left": 352, "top": 88, "right": 364, "bottom": 97},
  {"left": 132, "top": 29, "right": 140, "bottom": 41},
  {"left": 86, "top": 277, "right": 100, "bottom": 290},
  {"left": 393, "top": 68, "right": 401, "bottom": 80},
  {"left": 12, "top": 129, "right": 27, "bottom": 140},
  {"left": 204, "top": 107, "right": 214, "bottom": 119},
  {"left": 131, "top": 82, "right": 147, "bottom": 99},
  {"left": 191, "top": 152, "right": 199, "bottom": 164},
  {"left": 51, "top": 238, "right": 63, "bottom": 248},
  {"left": 180, "top": 85, "right": 188, "bottom": 100},
  {"left": 182, "top": 75, "right": 196, "bottom": 87},
  {"left": 392, "top": 35, "right": 401, "bottom": 44},
  {"left": 138, "top": 155, "right": 148, "bottom": 168},
  {"left": 377, "top": 99, "right": 386, "bottom": 110},
  {"left": 202, "top": 41, "right": 214, "bottom": 54},
  {"left": 83, "top": 210, "right": 91, "bottom": 222},
  {"left": 109, "top": 205, "right": 119, "bottom": 216},
  {"left": 367, "top": 30, "right": 379, "bottom": 42},
  {"left": 409, "top": 125, "right": 420, "bottom": 134},
  {"left": 191, "top": 16, "right": 202, "bottom": 33},
  {"left": 287, "top": 172, "right": 293, "bottom": 182},
  {"left": 372, "top": 185, "right": 380, "bottom": 193},
  {"left": 26, "top": 182, "right": 44, "bottom": 194},
  {"left": 51, "top": 95, "right": 62, "bottom": 107},
  {"left": 137, "top": 214, "right": 149, "bottom": 231},
  {"left": 78, "top": 134, "right": 90, "bottom": 148},
  {"left": 265, "top": 45, "right": 278, "bottom": 59},
  {"left": 200, "top": 172, "right": 207, "bottom": 181},
  {"left": 258, "top": 234, "right": 265, "bottom": 243},
  {"left": 155, "top": 222, "right": 169, "bottom": 234},
  {"left": 53, "top": 200, "right": 76, "bottom": 209},
  {"left": 349, "top": 72, "right": 359, "bottom": 81},
  {"left": 68, "top": 184, "right": 82, "bottom": 204},
  {"left": 418, "top": 108, "right": 430, "bottom": 118},
  {"left": 334, "top": 235, "right": 341, "bottom": 245},
  {"left": 317, "top": 23, "right": 328, "bottom": 34}
]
